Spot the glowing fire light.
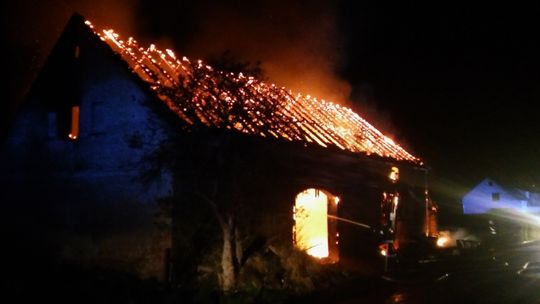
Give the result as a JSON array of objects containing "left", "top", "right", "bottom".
[
  {"left": 379, "top": 243, "right": 390, "bottom": 256},
  {"left": 436, "top": 236, "right": 449, "bottom": 247},
  {"left": 436, "top": 231, "right": 451, "bottom": 247},
  {"left": 68, "top": 105, "right": 80, "bottom": 140},
  {"left": 84, "top": 19, "right": 422, "bottom": 164},
  {"left": 389, "top": 166, "right": 399, "bottom": 182},
  {"left": 294, "top": 189, "right": 330, "bottom": 258}
]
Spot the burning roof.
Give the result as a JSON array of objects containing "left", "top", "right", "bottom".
[{"left": 85, "top": 20, "right": 421, "bottom": 164}]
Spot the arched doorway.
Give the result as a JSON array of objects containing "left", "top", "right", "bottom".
[{"left": 293, "top": 188, "right": 339, "bottom": 263}]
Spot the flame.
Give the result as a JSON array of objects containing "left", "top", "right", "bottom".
[
  {"left": 84, "top": 20, "right": 421, "bottom": 164},
  {"left": 389, "top": 166, "right": 399, "bottom": 182},
  {"left": 436, "top": 236, "right": 449, "bottom": 247},
  {"left": 437, "top": 230, "right": 452, "bottom": 247},
  {"left": 379, "top": 243, "right": 390, "bottom": 256},
  {"left": 294, "top": 189, "right": 330, "bottom": 258}
]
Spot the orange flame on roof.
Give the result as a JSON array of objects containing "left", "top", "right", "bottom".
[{"left": 84, "top": 20, "right": 422, "bottom": 164}]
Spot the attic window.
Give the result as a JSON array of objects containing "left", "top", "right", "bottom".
[
  {"left": 492, "top": 192, "right": 500, "bottom": 202},
  {"left": 68, "top": 105, "right": 80, "bottom": 140},
  {"left": 389, "top": 167, "right": 399, "bottom": 182}
]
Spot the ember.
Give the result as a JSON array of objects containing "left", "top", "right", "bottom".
[{"left": 84, "top": 20, "right": 421, "bottom": 164}]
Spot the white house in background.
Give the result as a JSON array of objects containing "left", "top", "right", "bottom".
[{"left": 462, "top": 178, "right": 540, "bottom": 215}]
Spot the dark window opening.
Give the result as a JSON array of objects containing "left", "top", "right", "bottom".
[
  {"left": 47, "top": 112, "right": 57, "bottom": 138},
  {"left": 492, "top": 192, "right": 500, "bottom": 202}
]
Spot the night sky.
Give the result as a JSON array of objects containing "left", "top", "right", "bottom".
[{"left": 2, "top": 1, "right": 539, "bottom": 221}]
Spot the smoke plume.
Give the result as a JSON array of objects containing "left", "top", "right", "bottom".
[
  {"left": 3, "top": 0, "right": 405, "bottom": 143},
  {"left": 169, "top": 0, "right": 352, "bottom": 105}
]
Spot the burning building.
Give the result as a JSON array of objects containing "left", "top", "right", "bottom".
[{"left": 1, "top": 13, "right": 436, "bottom": 282}]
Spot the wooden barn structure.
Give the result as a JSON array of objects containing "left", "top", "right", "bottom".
[{"left": 1, "top": 14, "right": 437, "bottom": 282}]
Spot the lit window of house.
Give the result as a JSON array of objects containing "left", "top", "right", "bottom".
[
  {"left": 68, "top": 105, "right": 80, "bottom": 140},
  {"left": 389, "top": 167, "right": 399, "bottom": 182}
]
